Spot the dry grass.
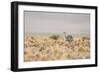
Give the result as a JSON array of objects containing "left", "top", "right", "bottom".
[{"left": 24, "top": 34, "right": 90, "bottom": 62}]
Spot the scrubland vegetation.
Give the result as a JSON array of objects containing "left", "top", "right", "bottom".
[{"left": 24, "top": 33, "right": 90, "bottom": 62}]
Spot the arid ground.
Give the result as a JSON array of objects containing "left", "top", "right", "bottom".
[{"left": 24, "top": 33, "right": 90, "bottom": 62}]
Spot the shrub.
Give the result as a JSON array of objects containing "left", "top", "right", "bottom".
[
  {"left": 82, "top": 36, "right": 90, "bottom": 41},
  {"left": 49, "top": 35, "right": 60, "bottom": 40}
]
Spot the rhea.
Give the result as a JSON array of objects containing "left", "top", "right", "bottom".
[{"left": 63, "top": 32, "right": 73, "bottom": 43}]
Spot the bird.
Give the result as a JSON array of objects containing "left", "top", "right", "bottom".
[{"left": 63, "top": 32, "right": 73, "bottom": 43}]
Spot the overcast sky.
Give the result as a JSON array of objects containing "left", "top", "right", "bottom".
[{"left": 24, "top": 11, "right": 90, "bottom": 35}]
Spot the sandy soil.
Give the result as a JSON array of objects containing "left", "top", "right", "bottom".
[{"left": 24, "top": 34, "right": 90, "bottom": 62}]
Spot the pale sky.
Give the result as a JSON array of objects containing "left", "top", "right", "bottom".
[{"left": 24, "top": 11, "right": 90, "bottom": 35}]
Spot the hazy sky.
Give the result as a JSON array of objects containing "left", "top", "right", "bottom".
[{"left": 24, "top": 11, "right": 90, "bottom": 35}]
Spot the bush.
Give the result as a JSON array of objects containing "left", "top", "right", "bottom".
[
  {"left": 82, "top": 36, "right": 90, "bottom": 41},
  {"left": 49, "top": 35, "right": 60, "bottom": 40}
]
